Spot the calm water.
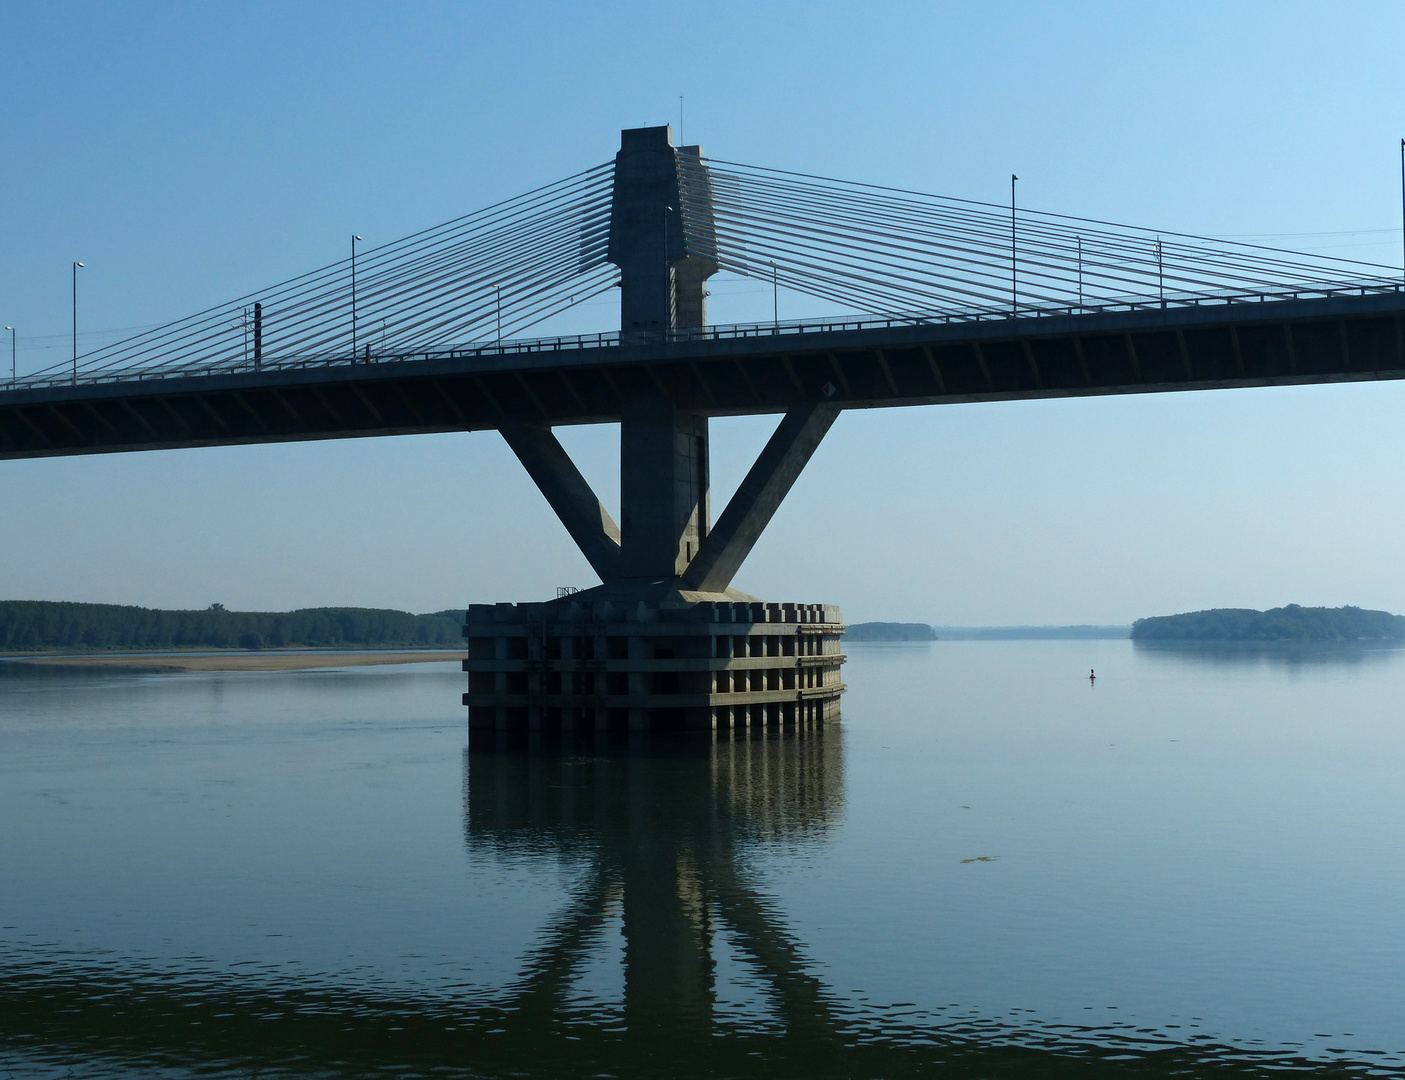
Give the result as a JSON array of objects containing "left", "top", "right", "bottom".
[{"left": 3, "top": 640, "right": 1404, "bottom": 1078}]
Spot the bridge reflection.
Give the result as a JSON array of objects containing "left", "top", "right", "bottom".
[
  {"left": 0, "top": 731, "right": 1369, "bottom": 1077},
  {"left": 463, "top": 730, "right": 843, "bottom": 1040}
]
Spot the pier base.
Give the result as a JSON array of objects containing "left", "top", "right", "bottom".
[{"left": 463, "top": 584, "right": 845, "bottom": 735}]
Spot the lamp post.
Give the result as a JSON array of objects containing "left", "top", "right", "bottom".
[
  {"left": 1010, "top": 174, "right": 1018, "bottom": 316},
  {"left": 4, "top": 326, "right": 13, "bottom": 386},
  {"left": 1076, "top": 236, "right": 1083, "bottom": 310},
  {"left": 494, "top": 283, "right": 502, "bottom": 346},
  {"left": 72, "top": 261, "right": 84, "bottom": 385},
  {"left": 1156, "top": 238, "right": 1164, "bottom": 307},
  {"left": 351, "top": 235, "right": 363, "bottom": 359},
  {"left": 771, "top": 261, "right": 778, "bottom": 328}
]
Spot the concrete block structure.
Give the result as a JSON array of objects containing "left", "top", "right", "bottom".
[{"left": 463, "top": 593, "right": 844, "bottom": 734}]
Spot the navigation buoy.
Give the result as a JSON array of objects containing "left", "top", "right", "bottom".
[{"left": 1089, "top": 668, "right": 1096, "bottom": 683}]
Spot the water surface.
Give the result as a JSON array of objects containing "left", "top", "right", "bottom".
[{"left": 2, "top": 641, "right": 1403, "bottom": 1077}]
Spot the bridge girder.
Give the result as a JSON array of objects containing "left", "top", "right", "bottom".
[{"left": 3, "top": 293, "right": 1404, "bottom": 462}]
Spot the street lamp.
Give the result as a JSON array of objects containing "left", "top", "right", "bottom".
[
  {"left": 1010, "top": 174, "right": 1018, "bottom": 316},
  {"left": 1076, "top": 236, "right": 1083, "bottom": 310},
  {"left": 1155, "top": 238, "right": 1165, "bottom": 307},
  {"left": 351, "top": 235, "right": 363, "bottom": 360},
  {"left": 72, "top": 262, "right": 84, "bottom": 384},
  {"left": 4, "top": 326, "right": 13, "bottom": 386}
]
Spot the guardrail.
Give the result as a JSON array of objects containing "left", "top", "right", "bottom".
[{"left": 4, "top": 280, "right": 1402, "bottom": 395}]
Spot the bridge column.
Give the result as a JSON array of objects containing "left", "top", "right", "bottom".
[
  {"left": 608, "top": 127, "right": 718, "bottom": 339},
  {"left": 673, "top": 145, "right": 719, "bottom": 331},
  {"left": 467, "top": 127, "right": 844, "bottom": 738},
  {"left": 501, "top": 399, "right": 838, "bottom": 596},
  {"left": 499, "top": 422, "right": 623, "bottom": 581},
  {"left": 610, "top": 126, "right": 683, "bottom": 339},
  {"left": 619, "top": 395, "right": 708, "bottom": 580},
  {"left": 683, "top": 404, "right": 838, "bottom": 594}
]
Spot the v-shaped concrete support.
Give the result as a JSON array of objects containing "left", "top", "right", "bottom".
[
  {"left": 500, "top": 422, "right": 622, "bottom": 582},
  {"left": 682, "top": 404, "right": 839, "bottom": 594},
  {"left": 502, "top": 405, "right": 837, "bottom": 592}
]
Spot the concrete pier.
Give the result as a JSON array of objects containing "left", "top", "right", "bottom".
[
  {"left": 473, "top": 126, "right": 846, "bottom": 736},
  {"left": 463, "top": 590, "right": 844, "bottom": 734}
]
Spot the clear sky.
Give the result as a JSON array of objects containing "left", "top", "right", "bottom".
[{"left": 3, "top": 0, "right": 1405, "bottom": 624}]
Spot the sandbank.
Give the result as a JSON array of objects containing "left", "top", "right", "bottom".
[{"left": 7, "top": 650, "right": 465, "bottom": 672}]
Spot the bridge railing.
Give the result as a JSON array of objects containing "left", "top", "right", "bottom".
[{"left": 3, "top": 279, "right": 1402, "bottom": 395}]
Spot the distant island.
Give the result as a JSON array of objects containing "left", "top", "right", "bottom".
[
  {"left": 845, "top": 622, "right": 939, "bottom": 641},
  {"left": 0, "top": 600, "right": 464, "bottom": 652},
  {"left": 844, "top": 623, "right": 1131, "bottom": 641},
  {"left": 934, "top": 625, "right": 1130, "bottom": 641},
  {"left": 1131, "top": 604, "right": 1405, "bottom": 642}
]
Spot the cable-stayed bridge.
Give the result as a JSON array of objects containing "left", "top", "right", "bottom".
[
  {"left": 3, "top": 126, "right": 1401, "bottom": 442},
  {"left": 5, "top": 125, "right": 1403, "bottom": 735}
]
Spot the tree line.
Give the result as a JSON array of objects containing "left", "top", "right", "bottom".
[
  {"left": 0, "top": 601, "right": 464, "bottom": 652},
  {"left": 1130, "top": 604, "right": 1405, "bottom": 642},
  {"left": 845, "top": 622, "right": 939, "bottom": 641}
]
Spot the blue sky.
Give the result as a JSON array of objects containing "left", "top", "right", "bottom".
[{"left": 3, "top": 1, "right": 1405, "bottom": 623}]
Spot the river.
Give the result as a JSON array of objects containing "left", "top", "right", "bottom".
[{"left": 2, "top": 639, "right": 1403, "bottom": 1077}]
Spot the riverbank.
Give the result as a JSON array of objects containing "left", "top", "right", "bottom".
[
  {"left": 2, "top": 650, "right": 465, "bottom": 672},
  {"left": 0, "top": 600, "right": 464, "bottom": 654}
]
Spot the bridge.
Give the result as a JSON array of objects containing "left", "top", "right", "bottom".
[{"left": 4, "top": 125, "right": 1402, "bottom": 735}]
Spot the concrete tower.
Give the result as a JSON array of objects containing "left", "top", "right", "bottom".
[{"left": 464, "top": 128, "right": 845, "bottom": 737}]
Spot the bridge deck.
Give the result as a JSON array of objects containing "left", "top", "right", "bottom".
[{"left": 3, "top": 291, "right": 1404, "bottom": 459}]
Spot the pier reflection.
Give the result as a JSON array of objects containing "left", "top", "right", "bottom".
[
  {"left": 463, "top": 729, "right": 843, "bottom": 1041},
  {"left": 0, "top": 727, "right": 1381, "bottom": 1078}
]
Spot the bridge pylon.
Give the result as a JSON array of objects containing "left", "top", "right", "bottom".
[{"left": 465, "top": 127, "right": 846, "bottom": 738}]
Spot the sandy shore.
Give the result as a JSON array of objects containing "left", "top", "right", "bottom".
[{"left": 7, "top": 651, "right": 465, "bottom": 672}]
